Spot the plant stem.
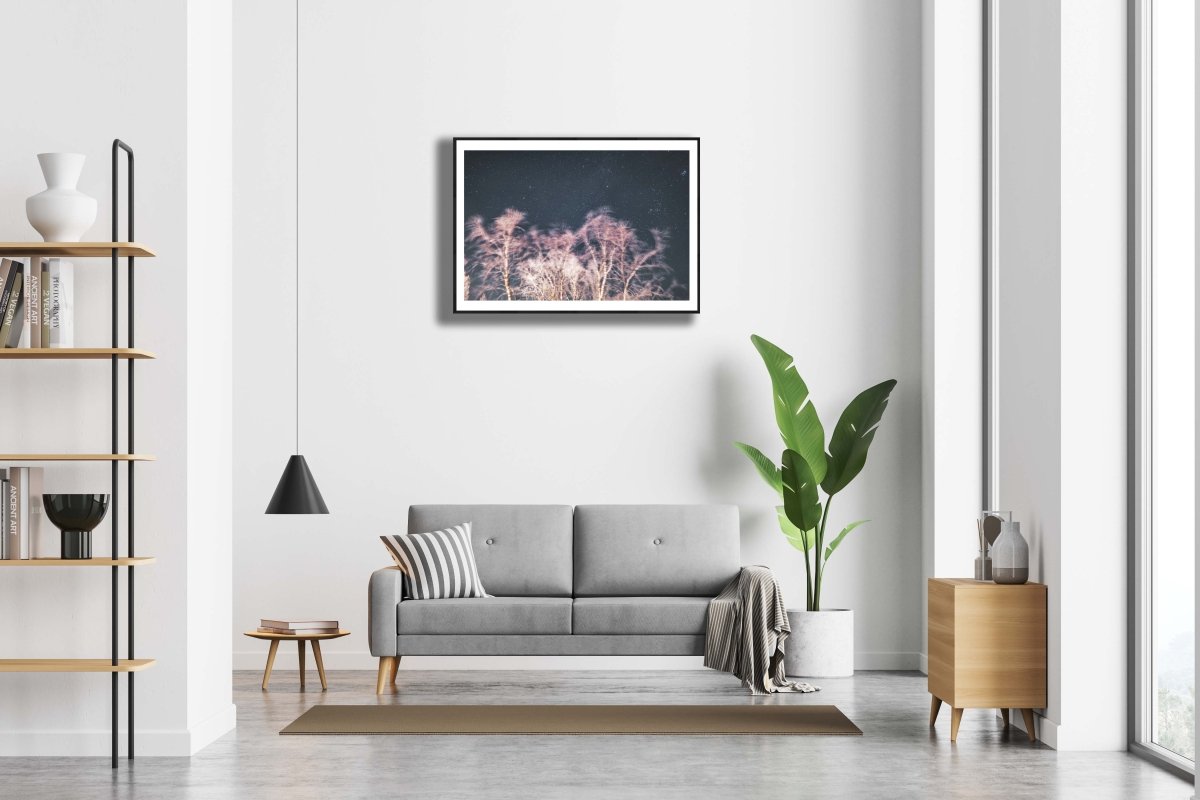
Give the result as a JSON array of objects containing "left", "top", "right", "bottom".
[
  {"left": 813, "top": 496, "right": 832, "bottom": 611},
  {"left": 803, "top": 529, "right": 814, "bottom": 610}
]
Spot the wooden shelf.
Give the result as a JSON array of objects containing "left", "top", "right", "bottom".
[
  {"left": 0, "top": 348, "right": 155, "bottom": 360},
  {"left": 0, "top": 557, "right": 155, "bottom": 567},
  {"left": 0, "top": 659, "right": 155, "bottom": 673},
  {"left": 0, "top": 454, "right": 155, "bottom": 462},
  {"left": 0, "top": 242, "right": 155, "bottom": 258}
]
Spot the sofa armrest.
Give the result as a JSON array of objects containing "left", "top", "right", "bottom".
[{"left": 368, "top": 566, "right": 404, "bottom": 657}]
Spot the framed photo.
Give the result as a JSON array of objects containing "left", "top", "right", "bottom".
[{"left": 454, "top": 137, "right": 699, "bottom": 313}]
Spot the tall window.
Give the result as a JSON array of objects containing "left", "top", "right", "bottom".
[{"left": 1133, "top": 0, "right": 1196, "bottom": 773}]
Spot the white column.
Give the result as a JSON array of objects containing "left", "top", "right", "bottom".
[
  {"left": 185, "top": 0, "right": 236, "bottom": 753},
  {"left": 1057, "top": 0, "right": 1128, "bottom": 751},
  {"left": 920, "top": 0, "right": 985, "bottom": 674}
]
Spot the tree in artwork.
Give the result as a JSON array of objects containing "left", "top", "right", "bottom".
[{"left": 463, "top": 207, "right": 677, "bottom": 302}]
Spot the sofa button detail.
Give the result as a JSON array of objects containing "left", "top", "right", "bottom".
[
  {"left": 653, "top": 538, "right": 663, "bottom": 545},
  {"left": 485, "top": 538, "right": 495, "bottom": 545}
]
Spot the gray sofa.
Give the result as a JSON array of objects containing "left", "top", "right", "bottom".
[{"left": 368, "top": 504, "right": 740, "bottom": 692}]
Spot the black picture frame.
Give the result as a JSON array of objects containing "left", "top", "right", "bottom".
[{"left": 453, "top": 137, "right": 700, "bottom": 314}]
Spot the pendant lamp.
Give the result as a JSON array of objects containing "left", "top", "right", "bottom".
[{"left": 266, "top": 0, "right": 328, "bottom": 515}]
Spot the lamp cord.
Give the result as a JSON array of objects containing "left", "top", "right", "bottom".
[{"left": 295, "top": 0, "right": 301, "bottom": 456}]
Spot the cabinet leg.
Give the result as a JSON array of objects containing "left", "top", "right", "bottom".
[
  {"left": 1001, "top": 708, "right": 1010, "bottom": 730},
  {"left": 312, "top": 640, "right": 328, "bottom": 690},
  {"left": 377, "top": 656, "right": 397, "bottom": 694},
  {"left": 929, "top": 695, "right": 943, "bottom": 726},
  {"left": 950, "top": 707, "right": 964, "bottom": 742},
  {"left": 262, "top": 640, "right": 280, "bottom": 690},
  {"left": 1020, "top": 708, "right": 1037, "bottom": 742},
  {"left": 298, "top": 640, "right": 306, "bottom": 690}
]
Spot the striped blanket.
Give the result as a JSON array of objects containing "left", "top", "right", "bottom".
[{"left": 704, "top": 566, "right": 819, "bottom": 695}]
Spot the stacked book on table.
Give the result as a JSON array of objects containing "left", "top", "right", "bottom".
[{"left": 257, "top": 619, "right": 339, "bottom": 635}]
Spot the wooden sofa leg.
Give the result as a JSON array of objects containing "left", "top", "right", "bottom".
[
  {"left": 390, "top": 655, "right": 400, "bottom": 687},
  {"left": 376, "top": 656, "right": 397, "bottom": 694}
]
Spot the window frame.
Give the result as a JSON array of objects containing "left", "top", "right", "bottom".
[{"left": 1128, "top": 0, "right": 1196, "bottom": 780}]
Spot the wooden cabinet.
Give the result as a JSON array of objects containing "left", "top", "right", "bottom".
[{"left": 927, "top": 578, "right": 1047, "bottom": 742}]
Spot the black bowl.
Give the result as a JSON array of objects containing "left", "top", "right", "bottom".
[{"left": 42, "top": 494, "right": 110, "bottom": 533}]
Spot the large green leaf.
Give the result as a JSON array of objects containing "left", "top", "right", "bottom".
[
  {"left": 821, "top": 379, "right": 898, "bottom": 496},
  {"left": 782, "top": 448, "right": 823, "bottom": 534},
  {"left": 777, "top": 505, "right": 814, "bottom": 552},
  {"left": 735, "top": 442, "right": 782, "bottom": 497},
  {"left": 751, "top": 335, "right": 827, "bottom": 483},
  {"left": 823, "top": 519, "right": 869, "bottom": 560}
]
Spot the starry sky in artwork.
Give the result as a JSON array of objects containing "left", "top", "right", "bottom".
[{"left": 463, "top": 147, "right": 691, "bottom": 288}]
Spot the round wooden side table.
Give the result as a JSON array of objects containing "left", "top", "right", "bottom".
[{"left": 243, "top": 630, "right": 350, "bottom": 691}]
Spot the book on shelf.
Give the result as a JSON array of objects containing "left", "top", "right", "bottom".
[
  {"left": 0, "top": 259, "right": 16, "bottom": 333},
  {"left": 27, "top": 470, "right": 49, "bottom": 558},
  {"left": 21, "top": 256, "right": 42, "bottom": 345},
  {"left": 0, "top": 471, "right": 7, "bottom": 560},
  {"left": 3, "top": 469, "right": 17, "bottom": 558},
  {"left": 5, "top": 288, "right": 25, "bottom": 349},
  {"left": 259, "top": 619, "right": 339, "bottom": 631},
  {"left": 47, "top": 259, "right": 74, "bottom": 348},
  {"left": 4, "top": 467, "right": 44, "bottom": 560},
  {"left": 18, "top": 257, "right": 42, "bottom": 348},
  {"left": 0, "top": 260, "right": 23, "bottom": 347},
  {"left": 39, "top": 259, "right": 50, "bottom": 346}
]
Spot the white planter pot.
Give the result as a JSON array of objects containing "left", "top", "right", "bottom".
[
  {"left": 26, "top": 153, "right": 97, "bottom": 242},
  {"left": 784, "top": 608, "right": 854, "bottom": 677}
]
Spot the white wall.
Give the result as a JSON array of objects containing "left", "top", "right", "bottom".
[
  {"left": 0, "top": 0, "right": 234, "bottom": 756},
  {"left": 995, "top": 0, "right": 1127, "bottom": 750},
  {"left": 233, "top": 0, "right": 926, "bottom": 671},
  {"left": 919, "top": 0, "right": 985, "bottom": 674},
  {"left": 995, "top": 0, "right": 1064, "bottom": 742}
]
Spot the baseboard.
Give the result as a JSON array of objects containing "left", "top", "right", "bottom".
[
  {"left": 918, "top": 652, "right": 929, "bottom": 675},
  {"left": 0, "top": 703, "right": 236, "bottom": 757},
  {"left": 0, "top": 703, "right": 237, "bottom": 757},
  {"left": 1006, "top": 710, "right": 1057, "bottom": 750},
  {"left": 187, "top": 703, "right": 237, "bottom": 755},
  {"left": 234, "top": 649, "right": 924, "bottom": 672},
  {"left": 855, "top": 651, "right": 923, "bottom": 671},
  {"left": 235, "top": 650, "right": 709, "bottom": 671},
  {"left": 991, "top": 709, "right": 1061, "bottom": 750},
  {"left": 1033, "top": 713, "right": 1058, "bottom": 749}
]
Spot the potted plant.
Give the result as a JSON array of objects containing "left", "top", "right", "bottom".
[{"left": 736, "top": 334, "right": 896, "bottom": 677}]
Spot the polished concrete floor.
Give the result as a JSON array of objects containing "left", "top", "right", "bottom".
[{"left": 0, "top": 669, "right": 1192, "bottom": 799}]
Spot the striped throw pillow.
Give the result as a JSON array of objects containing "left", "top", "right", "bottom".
[{"left": 380, "top": 523, "right": 490, "bottom": 600}]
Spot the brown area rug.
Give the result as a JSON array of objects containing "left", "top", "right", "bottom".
[{"left": 280, "top": 704, "right": 862, "bottom": 736}]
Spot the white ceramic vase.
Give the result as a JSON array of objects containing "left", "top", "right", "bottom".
[
  {"left": 784, "top": 608, "right": 854, "bottom": 677},
  {"left": 991, "top": 520, "right": 1030, "bottom": 584},
  {"left": 26, "top": 153, "right": 97, "bottom": 242}
]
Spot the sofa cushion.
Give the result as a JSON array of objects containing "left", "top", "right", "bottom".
[
  {"left": 409, "top": 505, "right": 573, "bottom": 597},
  {"left": 573, "top": 505, "right": 740, "bottom": 596},
  {"left": 380, "top": 524, "right": 489, "bottom": 599},
  {"left": 396, "top": 635, "right": 705, "bottom": 656},
  {"left": 397, "top": 597, "right": 573, "bottom": 635},
  {"left": 572, "top": 596, "right": 711, "bottom": 635}
]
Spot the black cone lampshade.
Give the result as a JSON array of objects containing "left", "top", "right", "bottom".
[
  {"left": 265, "top": 1, "right": 329, "bottom": 516},
  {"left": 265, "top": 455, "right": 329, "bottom": 514}
]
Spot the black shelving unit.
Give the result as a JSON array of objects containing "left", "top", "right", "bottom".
[
  {"left": 0, "top": 139, "right": 156, "bottom": 769},
  {"left": 111, "top": 138, "right": 138, "bottom": 769}
]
